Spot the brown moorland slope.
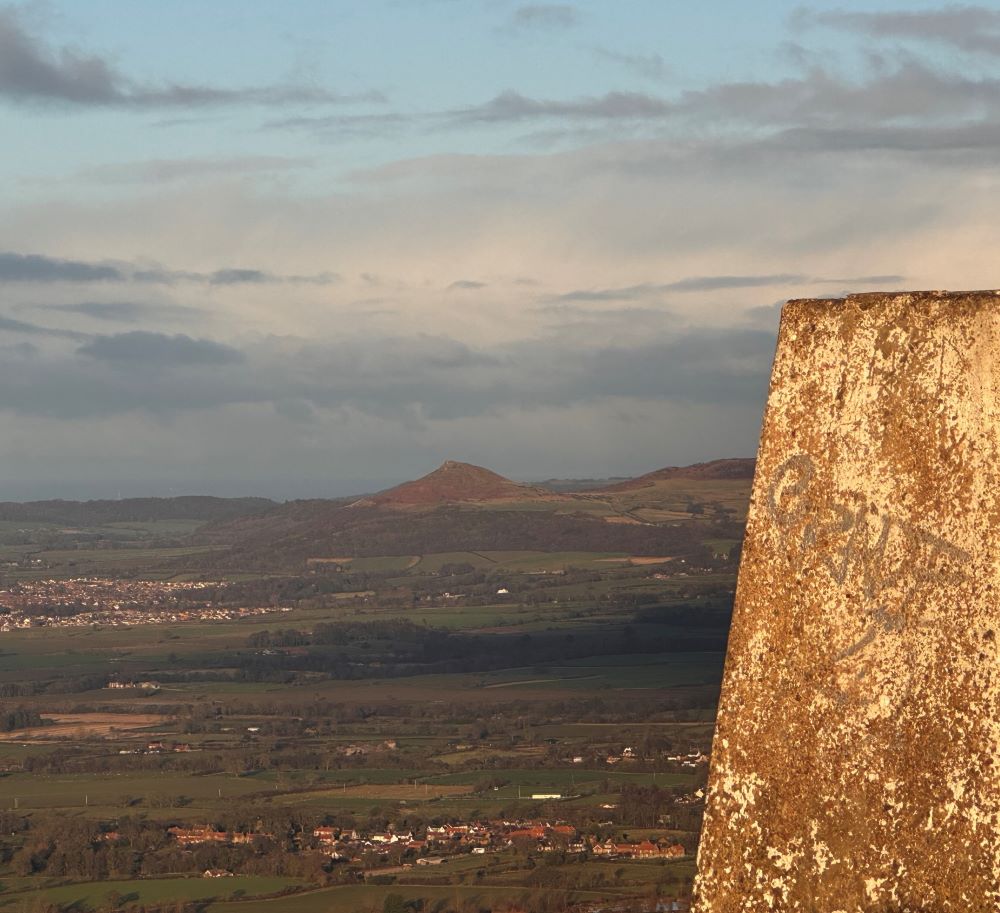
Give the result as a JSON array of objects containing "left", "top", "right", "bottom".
[
  {"left": 593, "top": 458, "right": 755, "bottom": 492},
  {"left": 190, "top": 458, "right": 752, "bottom": 570},
  {"left": 360, "top": 460, "right": 560, "bottom": 507}
]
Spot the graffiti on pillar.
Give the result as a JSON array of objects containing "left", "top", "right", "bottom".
[{"left": 765, "top": 453, "right": 971, "bottom": 675}]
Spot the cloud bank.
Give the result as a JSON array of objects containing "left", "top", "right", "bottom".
[{"left": 2, "top": 3, "right": 998, "bottom": 492}]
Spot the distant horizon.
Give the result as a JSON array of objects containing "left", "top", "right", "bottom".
[{"left": 0, "top": 455, "right": 755, "bottom": 503}]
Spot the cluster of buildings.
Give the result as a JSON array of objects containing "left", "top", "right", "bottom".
[
  {"left": 106, "top": 680, "right": 160, "bottom": 691},
  {"left": 307, "top": 820, "right": 687, "bottom": 863},
  {"left": 330, "top": 739, "right": 398, "bottom": 758},
  {"left": 0, "top": 577, "right": 291, "bottom": 630},
  {"left": 591, "top": 839, "right": 687, "bottom": 859},
  {"left": 168, "top": 826, "right": 272, "bottom": 847},
  {"left": 664, "top": 751, "right": 709, "bottom": 769},
  {"left": 118, "top": 740, "right": 193, "bottom": 755},
  {"left": 599, "top": 747, "right": 708, "bottom": 768},
  {"left": 165, "top": 819, "right": 687, "bottom": 865}
]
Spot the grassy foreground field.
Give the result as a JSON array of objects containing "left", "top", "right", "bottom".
[
  {"left": 0, "top": 876, "right": 304, "bottom": 910},
  {"left": 209, "top": 883, "right": 634, "bottom": 913}
]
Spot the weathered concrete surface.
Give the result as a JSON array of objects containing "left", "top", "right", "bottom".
[{"left": 694, "top": 291, "right": 1000, "bottom": 913}]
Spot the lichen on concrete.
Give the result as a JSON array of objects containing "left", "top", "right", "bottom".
[{"left": 693, "top": 291, "right": 1000, "bottom": 912}]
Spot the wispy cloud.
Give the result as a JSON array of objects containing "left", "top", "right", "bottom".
[
  {"left": 550, "top": 273, "right": 905, "bottom": 302},
  {"left": 455, "top": 89, "right": 673, "bottom": 123},
  {"left": 270, "top": 89, "right": 674, "bottom": 137},
  {"left": 41, "top": 301, "right": 149, "bottom": 322},
  {"left": 262, "top": 110, "right": 412, "bottom": 137},
  {"left": 0, "top": 313, "right": 88, "bottom": 340},
  {"left": 36, "top": 301, "right": 204, "bottom": 323},
  {"left": 508, "top": 4, "right": 580, "bottom": 31},
  {"left": 0, "top": 6, "right": 383, "bottom": 109},
  {"left": 794, "top": 5, "right": 1000, "bottom": 58},
  {"left": 0, "top": 250, "right": 337, "bottom": 286},
  {"left": 592, "top": 47, "right": 670, "bottom": 81},
  {"left": 273, "top": 45, "right": 1000, "bottom": 157}
]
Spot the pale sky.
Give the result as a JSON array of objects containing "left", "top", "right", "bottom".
[{"left": 2, "top": 1, "right": 999, "bottom": 498}]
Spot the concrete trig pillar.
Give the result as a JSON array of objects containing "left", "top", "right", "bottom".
[{"left": 694, "top": 291, "right": 1000, "bottom": 912}]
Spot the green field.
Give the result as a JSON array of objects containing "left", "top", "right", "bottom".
[
  {"left": 0, "top": 772, "right": 273, "bottom": 813},
  {"left": 0, "top": 875, "right": 304, "bottom": 910},
  {"left": 315, "top": 549, "right": 634, "bottom": 576},
  {"left": 425, "top": 768, "right": 694, "bottom": 792},
  {"left": 209, "top": 883, "right": 631, "bottom": 913}
]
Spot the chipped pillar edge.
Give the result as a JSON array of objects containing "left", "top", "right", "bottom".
[{"left": 691, "top": 293, "right": 817, "bottom": 910}]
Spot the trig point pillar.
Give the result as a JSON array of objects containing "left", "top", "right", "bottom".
[{"left": 694, "top": 291, "right": 1000, "bottom": 912}]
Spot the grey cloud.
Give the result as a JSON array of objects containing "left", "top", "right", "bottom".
[
  {"left": 0, "top": 340, "right": 38, "bottom": 357},
  {"left": 133, "top": 265, "right": 337, "bottom": 285},
  {"left": 448, "top": 280, "right": 487, "bottom": 290},
  {"left": 41, "top": 301, "right": 151, "bottom": 322},
  {"left": 1, "top": 333, "right": 499, "bottom": 420},
  {"left": 659, "top": 274, "right": 809, "bottom": 293},
  {"left": 667, "top": 274, "right": 903, "bottom": 292},
  {"left": 549, "top": 284, "right": 667, "bottom": 303},
  {"left": 479, "top": 60, "right": 1000, "bottom": 131},
  {"left": 796, "top": 6, "right": 1000, "bottom": 57},
  {"left": 268, "top": 25, "right": 1000, "bottom": 149},
  {"left": 0, "top": 325, "right": 773, "bottom": 424},
  {"left": 548, "top": 273, "right": 908, "bottom": 305},
  {"left": 0, "top": 251, "right": 122, "bottom": 282},
  {"left": 37, "top": 300, "right": 203, "bottom": 323},
  {"left": 208, "top": 269, "right": 271, "bottom": 285},
  {"left": 452, "top": 89, "right": 673, "bottom": 124},
  {"left": 121, "top": 85, "right": 383, "bottom": 109},
  {"left": 551, "top": 273, "right": 870, "bottom": 302},
  {"left": 208, "top": 269, "right": 340, "bottom": 285},
  {"left": 0, "top": 7, "right": 382, "bottom": 109},
  {"left": 0, "top": 250, "right": 336, "bottom": 286},
  {"left": 271, "top": 89, "right": 674, "bottom": 136},
  {"left": 78, "top": 332, "right": 244, "bottom": 366},
  {"left": 565, "top": 330, "right": 773, "bottom": 406},
  {"left": 314, "top": 67, "right": 1000, "bottom": 148},
  {"left": 0, "top": 6, "right": 118, "bottom": 105},
  {"left": 683, "top": 61, "right": 1000, "bottom": 128},
  {"left": 0, "top": 313, "right": 88, "bottom": 340},
  {"left": 767, "top": 121, "right": 1000, "bottom": 157},
  {"left": 510, "top": 4, "right": 580, "bottom": 30},
  {"left": 288, "top": 57, "right": 1000, "bottom": 143}
]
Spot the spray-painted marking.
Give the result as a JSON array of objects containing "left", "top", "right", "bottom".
[{"left": 766, "top": 454, "right": 970, "bottom": 670}]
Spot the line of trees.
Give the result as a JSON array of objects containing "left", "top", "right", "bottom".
[{"left": 0, "top": 707, "right": 46, "bottom": 732}]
